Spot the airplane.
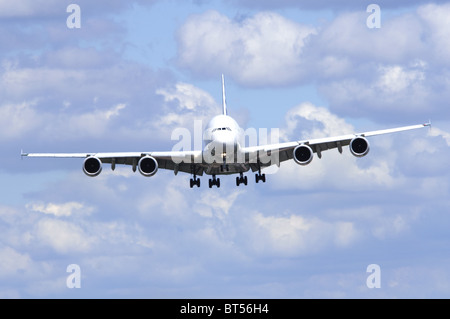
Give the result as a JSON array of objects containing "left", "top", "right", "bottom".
[{"left": 22, "top": 75, "right": 430, "bottom": 188}]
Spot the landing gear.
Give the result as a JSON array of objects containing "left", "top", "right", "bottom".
[
  {"left": 209, "top": 175, "right": 220, "bottom": 188},
  {"left": 255, "top": 161, "right": 266, "bottom": 183},
  {"left": 255, "top": 173, "right": 266, "bottom": 183},
  {"left": 190, "top": 177, "right": 200, "bottom": 188},
  {"left": 190, "top": 166, "right": 200, "bottom": 188},
  {"left": 236, "top": 173, "right": 248, "bottom": 186}
]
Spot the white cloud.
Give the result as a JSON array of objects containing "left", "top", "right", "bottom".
[
  {"left": 155, "top": 82, "right": 219, "bottom": 132},
  {"left": 428, "top": 126, "right": 450, "bottom": 147},
  {"left": 247, "top": 212, "right": 359, "bottom": 256},
  {"left": 282, "top": 102, "right": 353, "bottom": 141},
  {"left": 27, "top": 201, "right": 93, "bottom": 217},
  {"left": 194, "top": 189, "right": 244, "bottom": 218},
  {"left": 0, "top": 246, "right": 31, "bottom": 277},
  {"left": 35, "top": 218, "right": 94, "bottom": 254},
  {"left": 157, "top": 82, "right": 217, "bottom": 112},
  {"left": 375, "top": 65, "right": 425, "bottom": 94},
  {"left": 177, "top": 10, "right": 316, "bottom": 86},
  {"left": 0, "top": 101, "right": 40, "bottom": 140},
  {"left": 418, "top": 3, "right": 450, "bottom": 64}
]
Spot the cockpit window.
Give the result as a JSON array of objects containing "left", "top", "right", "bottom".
[{"left": 212, "top": 127, "right": 232, "bottom": 132}]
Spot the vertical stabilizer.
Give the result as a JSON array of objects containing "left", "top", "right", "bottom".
[{"left": 222, "top": 74, "right": 227, "bottom": 115}]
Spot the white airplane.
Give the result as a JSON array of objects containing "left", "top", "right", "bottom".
[{"left": 22, "top": 75, "right": 430, "bottom": 188}]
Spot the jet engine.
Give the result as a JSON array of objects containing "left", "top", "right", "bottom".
[
  {"left": 293, "top": 144, "right": 314, "bottom": 165},
  {"left": 83, "top": 156, "right": 102, "bottom": 177},
  {"left": 349, "top": 136, "right": 370, "bottom": 157},
  {"left": 138, "top": 155, "right": 158, "bottom": 177}
]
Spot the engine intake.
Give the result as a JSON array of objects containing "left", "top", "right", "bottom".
[
  {"left": 293, "top": 144, "right": 314, "bottom": 165},
  {"left": 350, "top": 136, "right": 370, "bottom": 157},
  {"left": 83, "top": 156, "right": 102, "bottom": 177},
  {"left": 138, "top": 156, "right": 158, "bottom": 177}
]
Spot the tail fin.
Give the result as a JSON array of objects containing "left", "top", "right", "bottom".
[{"left": 222, "top": 74, "right": 227, "bottom": 115}]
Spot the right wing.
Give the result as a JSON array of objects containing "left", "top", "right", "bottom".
[{"left": 21, "top": 150, "right": 205, "bottom": 176}]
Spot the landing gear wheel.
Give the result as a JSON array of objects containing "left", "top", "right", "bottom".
[
  {"left": 236, "top": 173, "right": 247, "bottom": 186},
  {"left": 255, "top": 173, "right": 266, "bottom": 183},
  {"left": 190, "top": 177, "right": 200, "bottom": 188},
  {"left": 209, "top": 175, "right": 220, "bottom": 188}
]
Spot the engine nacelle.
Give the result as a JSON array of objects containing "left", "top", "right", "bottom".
[
  {"left": 138, "top": 156, "right": 158, "bottom": 177},
  {"left": 293, "top": 144, "right": 314, "bottom": 165},
  {"left": 350, "top": 136, "right": 370, "bottom": 157},
  {"left": 83, "top": 156, "right": 102, "bottom": 177}
]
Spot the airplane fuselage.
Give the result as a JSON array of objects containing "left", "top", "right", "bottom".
[{"left": 202, "top": 114, "right": 246, "bottom": 175}]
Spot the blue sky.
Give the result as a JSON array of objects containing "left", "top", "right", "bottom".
[{"left": 1, "top": 0, "right": 450, "bottom": 298}]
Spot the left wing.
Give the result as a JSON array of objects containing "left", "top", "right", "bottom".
[{"left": 241, "top": 122, "right": 430, "bottom": 172}]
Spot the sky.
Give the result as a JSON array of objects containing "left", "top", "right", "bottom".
[{"left": 1, "top": 0, "right": 450, "bottom": 298}]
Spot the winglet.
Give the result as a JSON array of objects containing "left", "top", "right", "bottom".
[
  {"left": 222, "top": 74, "right": 227, "bottom": 116},
  {"left": 21, "top": 149, "right": 28, "bottom": 159}
]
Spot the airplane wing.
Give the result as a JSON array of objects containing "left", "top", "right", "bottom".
[
  {"left": 22, "top": 150, "right": 205, "bottom": 176},
  {"left": 241, "top": 122, "right": 431, "bottom": 172}
]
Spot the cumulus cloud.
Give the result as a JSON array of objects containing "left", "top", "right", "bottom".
[
  {"left": 176, "top": 5, "right": 450, "bottom": 123},
  {"left": 246, "top": 212, "right": 359, "bottom": 257},
  {"left": 0, "top": 246, "right": 31, "bottom": 277},
  {"left": 310, "top": 4, "right": 450, "bottom": 121},
  {"left": 27, "top": 201, "right": 93, "bottom": 217},
  {"left": 177, "top": 10, "right": 316, "bottom": 86},
  {"left": 232, "top": 0, "right": 450, "bottom": 10},
  {"left": 155, "top": 82, "right": 219, "bottom": 135},
  {"left": 35, "top": 218, "right": 94, "bottom": 253}
]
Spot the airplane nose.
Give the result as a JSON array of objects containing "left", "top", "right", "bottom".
[
  {"left": 215, "top": 132, "right": 235, "bottom": 145},
  {"left": 210, "top": 131, "right": 236, "bottom": 155}
]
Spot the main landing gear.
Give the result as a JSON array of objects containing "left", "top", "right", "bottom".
[
  {"left": 255, "top": 171, "right": 266, "bottom": 183},
  {"left": 190, "top": 166, "right": 200, "bottom": 188},
  {"left": 236, "top": 172, "right": 247, "bottom": 186},
  {"left": 255, "top": 164, "right": 266, "bottom": 183},
  {"left": 209, "top": 175, "right": 220, "bottom": 188},
  {"left": 190, "top": 175, "right": 200, "bottom": 188}
]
